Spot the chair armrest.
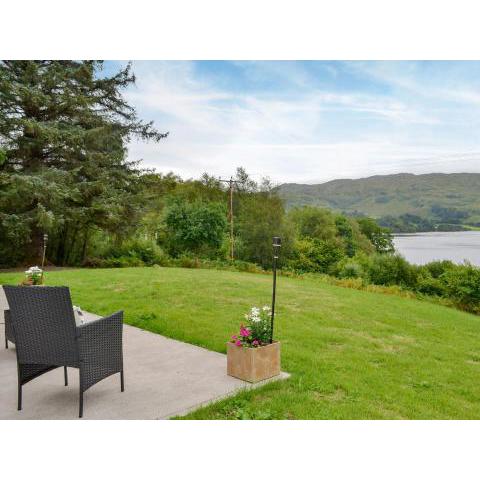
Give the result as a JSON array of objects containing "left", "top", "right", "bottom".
[
  {"left": 76, "top": 311, "right": 123, "bottom": 335},
  {"left": 76, "top": 311, "right": 124, "bottom": 391}
]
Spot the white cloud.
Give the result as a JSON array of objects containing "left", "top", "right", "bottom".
[{"left": 125, "top": 61, "right": 480, "bottom": 183}]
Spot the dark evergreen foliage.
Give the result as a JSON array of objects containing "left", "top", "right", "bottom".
[{"left": 0, "top": 60, "right": 167, "bottom": 266}]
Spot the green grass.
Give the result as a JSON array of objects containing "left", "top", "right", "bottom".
[{"left": 2, "top": 266, "right": 480, "bottom": 419}]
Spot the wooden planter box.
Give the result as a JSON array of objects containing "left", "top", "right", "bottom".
[{"left": 227, "top": 341, "right": 281, "bottom": 383}]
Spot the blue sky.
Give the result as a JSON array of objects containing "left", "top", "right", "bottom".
[{"left": 114, "top": 61, "right": 480, "bottom": 184}]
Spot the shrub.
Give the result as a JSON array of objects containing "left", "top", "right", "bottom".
[
  {"left": 95, "top": 238, "right": 170, "bottom": 267},
  {"left": 421, "top": 260, "right": 455, "bottom": 278},
  {"left": 336, "top": 259, "right": 364, "bottom": 279},
  {"left": 361, "top": 253, "right": 418, "bottom": 288},
  {"left": 441, "top": 263, "right": 480, "bottom": 313},
  {"left": 109, "top": 239, "right": 169, "bottom": 265},
  {"left": 288, "top": 238, "right": 343, "bottom": 274},
  {"left": 175, "top": 255, "right": 201, "bottom": 269},
  {"left": 415, "top": 273, "right": 447, "bottom": 297},
  {"left": 82, "top": 257, "right": 106, "bottom": 268},
  {"left": 83, "top": 240, "right": 170, "bottom": 267},
  {"left": 232, "top": 260, "right": 263, "bottom": 274},
  {"left": 102, "top": 256, "right": 145, "bottom": 268}
]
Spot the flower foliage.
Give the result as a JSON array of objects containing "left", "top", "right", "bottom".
[
  {"left": 23, "top": 266, "right": 44, "bottom": 285},
  {"left": 231, "top": 305, "right": 272, "bottom": 347}
]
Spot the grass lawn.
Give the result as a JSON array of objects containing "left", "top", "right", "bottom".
[{"left": 2, "top": 266, "right": 480, "bottom": 419}]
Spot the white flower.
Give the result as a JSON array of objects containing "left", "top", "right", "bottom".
[
  {"left": 262, "top": 305, "right": 271, "bottom": 312},
  {"left": 25, "top": 266, "right": 42, "bottom": 275}
]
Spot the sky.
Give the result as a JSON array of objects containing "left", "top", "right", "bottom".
[{"left": 110, "top": 61, "right": 480, "bottom": 184}]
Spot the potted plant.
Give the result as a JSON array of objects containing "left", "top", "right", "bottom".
[
  {"left": 227, "top": 306, "right": 281, "bottom": 383},
  {"left": 21, "top": 266, "right": 45, "bottom": 286}
]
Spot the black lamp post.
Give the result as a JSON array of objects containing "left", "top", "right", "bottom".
[
  {"left": 270, "top": 236, "right": 281, "bottom": 343},
  {"left": 41, "top": 233, "right": 48, "bottom": 282}
]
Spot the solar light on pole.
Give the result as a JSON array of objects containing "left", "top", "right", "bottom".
[{"left": 270, "top": 236, "right": 281, "bottom": 344}]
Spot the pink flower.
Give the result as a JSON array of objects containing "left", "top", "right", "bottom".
[
  {"left": 235, "top": 340, "right": 242, "bottom": 347},
  {"left": 252, "top": 339, "right": 259, "bottom": 346},
  {"left": 231, "top": 335, "right": 237, "bottom": 340},
  {"left": 240, "top": 326, "right": 251, "bottom": 337}
]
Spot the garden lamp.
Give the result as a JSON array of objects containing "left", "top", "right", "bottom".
[
  {"left": 270, "top": 236, "right": 282, "bottom": 343},
  {"left": 41, "top": 234, "right": 48, "bottom": 281}
]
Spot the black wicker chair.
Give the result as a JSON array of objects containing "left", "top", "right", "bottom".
[
  {"left": 4, "top": 308, "right": 15, "bottom": 348},
  {"left": 3, "top": 285, "right": 124, "bottom": 418}
]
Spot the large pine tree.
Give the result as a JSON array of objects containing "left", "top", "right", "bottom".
[{"left": 0, "top": 61, "right": 167, "bottom": 266}]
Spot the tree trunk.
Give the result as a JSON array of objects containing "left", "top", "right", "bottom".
[
  {"left": 81, "top": 227, "right": 90, "bottom": 264},
  {"left": 64, "top": 226, "right": 78, "bottom": 265},
  {"left": 56, "top": 227, "right": 68, "bottom": 266},
  {"left": 27, "top": 228, "right": 44, "bottom": 266}
]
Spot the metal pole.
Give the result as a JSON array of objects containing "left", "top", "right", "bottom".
[
  {"left": 41, "top": 244, "right": 46, "bottom": 270},
  {"left": 270, "top": 252, "right": 277, "bottom": 344},
  {"left": 229, "top": 178, "right": 234, "bottom": 260},
  {"left": 220, "top": 177, "right": 240, "bottom": 262},
  {"left": 41, "top": 234, "right": 48, "bottom": 283}
]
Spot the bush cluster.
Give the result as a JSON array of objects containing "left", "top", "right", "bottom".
[
  {"left": 83, "top": 213, "right": 480, "bottom": 315},
  {"left": 73, "top": 170, "right": 480, "bottom": 316},
  {"left": 329, "top": 254, "right": 480, "bottom": 314},
  {"left": 84, "top": 239, "right": 170, "bottom": 268}
]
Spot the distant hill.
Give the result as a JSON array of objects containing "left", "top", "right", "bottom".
[{"left": 277, "top": 173, "right": 480, "bottom": 232}]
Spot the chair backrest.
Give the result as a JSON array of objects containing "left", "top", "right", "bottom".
[{"left": 3, "top": 286, "right": 78, "bottom": 366}]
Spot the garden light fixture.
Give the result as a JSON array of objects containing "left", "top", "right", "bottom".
[
  {"left": 41, "top": 233, "right": 48, "bottom": 281},
  {"left": 270, "top": 236, "right": 281, "bottom": 343}
]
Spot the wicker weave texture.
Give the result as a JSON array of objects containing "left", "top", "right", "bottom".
[
  {"left": 4, "top": 309, "right": 15, "bottom": 346},
  {"left": 3, "top": 285, "right": 124, "bottom": 417},
  {"left": 4, "top": 286, "right": 78, "bottom": 366},
  {"left": 77, "top": 312, "right": 123, "bottom": 391}
]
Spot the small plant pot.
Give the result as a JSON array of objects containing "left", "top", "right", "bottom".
[{"left": 227, "top": 341, "right": 281, "bottom": 383}]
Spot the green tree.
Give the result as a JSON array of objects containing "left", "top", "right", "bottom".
[
  {"left": 357, "top": 217, "right": 394, "bottom": 253},
  {"left": 138, "top": 172, "right": 181, "bottom": 240},
  {"left": 335, "top": 215, "right": 356, "bottom": 257},
  {"left": 164, "top": 199, "right": 227, "bottom": 256},
  {"left": 288, "top": 237, "right": 343, "bottom": 273},
  {"left": 0, "top": 60, "right": 167, "bottom": 266},
  {"left": 287, "top": 206, "right": 337, "bottom": 241},
  {"left": 235, "top": 190, "right": 294, "bottom": 268},
  {"left": 234, "top": 166, "right": 257, "bottom": 193}
]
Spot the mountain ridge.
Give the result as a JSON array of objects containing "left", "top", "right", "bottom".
[{"left": 276, "top": 172, "right": 480, "bottom": 231}]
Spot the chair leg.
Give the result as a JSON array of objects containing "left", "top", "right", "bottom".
[
  {"left": 18, "top": 383, "right": 22, "bottom": 411},
  {"left": 64, "top": 366, "right": 68, "bottom": 386},
  {"left": 79, "top": 390, "right": 83, "bottom": 418},
  {"left": 120, "top": 370, "right": 125, "bottom": 392},
  {"left": 5, "top": 336, "right": 8, "bottom": 349}
]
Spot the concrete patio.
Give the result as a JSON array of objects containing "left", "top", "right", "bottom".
[{"left": 0, "top": 292, "right": 288, "bottom": 420}]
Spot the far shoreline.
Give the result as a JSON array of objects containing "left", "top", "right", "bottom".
[{"left": 393, "top": 230, "right": 480, "bottom": 236}]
